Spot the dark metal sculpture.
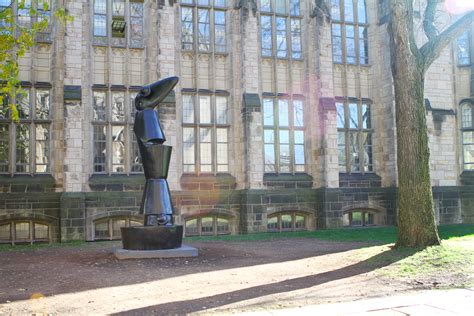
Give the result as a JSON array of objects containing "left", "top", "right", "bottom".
[{"left": 121, "top": 77, "right": 183, "bottom": 250}]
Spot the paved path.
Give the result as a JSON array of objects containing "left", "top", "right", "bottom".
[{"left": 238, "top": 288, "right": 474, "bottom": 315}]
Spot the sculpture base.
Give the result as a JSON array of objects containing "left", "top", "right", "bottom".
[
  {"left": 121, "top": 225, "right": 183, "bottom": 250},
  {"left": 114, "top": 245, "right": 198, "bottom": 260}
]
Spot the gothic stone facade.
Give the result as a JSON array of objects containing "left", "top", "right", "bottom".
[{"left": 1, "top": 0, "right": 474, "bottom": 243}]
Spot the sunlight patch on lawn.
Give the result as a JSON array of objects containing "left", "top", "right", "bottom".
[{"left": 379, "top": 236, "right": 474, "bottom": 287}]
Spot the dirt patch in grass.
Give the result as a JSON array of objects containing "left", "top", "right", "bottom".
[{"left": 0, "top": 238, "right": 471, "bottom": 314}]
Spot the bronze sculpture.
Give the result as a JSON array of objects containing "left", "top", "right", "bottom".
[{"left": 120, "top": 77, "right": 183, "bottom": 250}]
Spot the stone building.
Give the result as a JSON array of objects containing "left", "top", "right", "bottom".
[{"left": 0, "top": 0, "right": 473, "bottom": 244}]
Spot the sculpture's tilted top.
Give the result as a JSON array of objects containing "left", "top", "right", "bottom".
[{"left": 135, "top": 76, "right": 179, "bottom": 110}]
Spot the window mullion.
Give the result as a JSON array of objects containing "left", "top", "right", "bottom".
[
  {"left": 210, "top": 7, "right": 214, "bottom": 53},
  {"left": 272, "top": 15, "right": 276, "bottom": 57},
  {"left": 106, "top": 93, "right": 112, "bottom": 174},
  {"left": 211, "top": 98, "right": 217, "bottom": 174},
  {"left": 358, "top": 102, "right": 363, "bottom": 174},
  {"left": 344, "top": 102, "right": 350, "bottom": 173},
  {"left": 289, "top": 99, "right": 295, "bottom": 173},
  {"left": 194, "top": 6, "right": 198, "bottom": 53},
  {"left": 11, "top": 122, "right": 16, "bottom": 174},
  {"left": 274, "top": 99, "right": 280, "bottom": 173},
  {"left": 31, "top": 121, "right": 36, "bottom": 174},
  {"left": 195, "top": 95, "right": 201, "bottom": 174}
]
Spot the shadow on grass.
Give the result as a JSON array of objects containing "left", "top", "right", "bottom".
[
  {"left": 113, "top": 248, "right": 418, "bottom": 315},
  {"left": 438, "top": 224, "right": 474, "bottom": 240}
]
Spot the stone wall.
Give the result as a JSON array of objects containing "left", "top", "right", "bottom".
[{"left": 0, "top": 176, "right": 61, "bottom": 242}]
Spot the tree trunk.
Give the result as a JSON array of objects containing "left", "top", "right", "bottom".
[{"left": 389, "top": 0, "right": 440, "bottom": 248}]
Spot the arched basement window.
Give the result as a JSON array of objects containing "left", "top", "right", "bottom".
[
  {"left": 93, "top": 217, "right": 142, "bottom": 240},
  {"left": 0, "top": 220, "right": 50, "bottom": 245},
  {"left": 267, "top": 212, "right": 307, "bottom": 232},
  {"left": 343, "top": 209, "right": 376, "bottom": 227},
  {"left": 184, "top": 216, "right": 230, "bottom": 237}
]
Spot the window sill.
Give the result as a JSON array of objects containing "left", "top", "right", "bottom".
[
  {"left": 333, "top": 62, "right": 371, "bottom": 67},
  {"left": 263, "top": 173, "right": 313, "bottom": 188},
  {"left": 460, "top": 171, "right": 474, "bottom": 185},
  {"left": 339, "top": 172, "right": 381, "bottom": 188},
  {"left": 180, "top": 173, "right": 236, "bottom": 190},
  {"left": 89, "top": 174, "right": 145, "bottom": 184},
  {"left": 0, "top": 174, "right": 55, "bottom": 193}
]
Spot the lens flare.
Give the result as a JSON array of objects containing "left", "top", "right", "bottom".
[{"left": 445, "top": 0, "right": 474, "bottom": 15}]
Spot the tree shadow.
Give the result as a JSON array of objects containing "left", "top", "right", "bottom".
[
  {"left": 113, "top": 248, "right": 418, "bottom": 315},
  {"left": 0, "top": 239, "right": 378, "bottom": 303}
]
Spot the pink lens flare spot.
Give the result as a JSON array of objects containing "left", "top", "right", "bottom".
[{"left": 445, "top": 0, "right": 474, "bottom": 15}]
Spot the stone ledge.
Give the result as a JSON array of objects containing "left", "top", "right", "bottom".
[
  {"left": 460, "top": 171, "right": 474, "bottom": 186},
  {"left": 114, "top": 245, "right": 198, "bottom": 260},
  {"left": 263, "top": 173, "right": 313, "bottom": 188},
  {"left": 180, "top": 174, "right": 236, "bottom": 190},
  {"left": 339, "top": 173, "right": 382, "bottom": 188}
]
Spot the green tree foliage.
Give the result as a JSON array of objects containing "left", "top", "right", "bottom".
[{"left": 0, "top": 0, "right": 71, "bottom": 121}]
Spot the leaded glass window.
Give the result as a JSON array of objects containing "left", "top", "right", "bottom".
[
  {"left": 92, "top": 90, "right": 142, "bottom": 174},
  {"left": 0, "top": 89, "right": 51, "bottom": 174},
  {"left": 263, "top": 97, "right": 305, "bottom": 173},
  {"left": 0, "top": 220, "right": 51, "bottom": 244},
  {"left": 266, "top": 212, "right": 307, "bottom": 232},
  {"left": 180, "top": 0, "right": 227, "bottom": 53},
  {"left": 337, "top": 99, "right": 373, "bottom": 173},
  {"left": 93, "top": 217, "right": 140, "bottom": 240},
  {"left": 182, "top": 94, "right": 229, "bottom": 174},
  {"left": 184, "top": 216, "right": 231, "bottom": 236},
  {"left": 94, "top": 0, "right": 107, "bottom": 37},
  {"left": 461, "top": 103, "right": 474, "bottom": 170},
  {"left": 343, "top": 209, "right": 377, "bottom": 226},
  {"left": 457, "top": 31, "right": 470, "bottom": 66},
  {"left": 93, "top": 0, "right": 144, "bottom": 47},
  {"left": 260, "top": 0, "right": 302, "bottom": 59},
  {"left": 331, "top": 0, "right": 369, "bottom": 65}
]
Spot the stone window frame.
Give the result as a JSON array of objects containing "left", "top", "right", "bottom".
[
  {"left": 456, "top": 30, "right": 471, "bottom": 66},
  {"left": 179, "top": 0, "right": 228, "bottom": 54},
  {"left": 461, "top": 102, "right": 474, "bottom": 171},
  {"left": 266, "top": 211, "right": 307, "bottom": 232},
  {"left": 92, "top": 0, "right": 145, "bottom": 48},
  {"left": 0, "top": 219, "right": 51, "bottom": 245},
  {"left": 91, "top": 88, "right": 143, "bottom": 174},
  {"left": 184, "top": 215, "right": 230, "bottom": 237},
  {"left": 181, "top": 93, "right": 230, "bottom": 175},
  {"left": 93, "top": 216, "right": 142, "bottom": 240},
  {"left": 0, "top": 86, "right": 52, "bottom": 175},
  {"left": 342, "top": 209, "right": 377, "bottom": 227},
  {"left": 330, "top": 0, "right": 369, "bottom": 65},
  {"left": 336, "top": 97, "right": 373, "bottom": 174},
  {"left": 263, "top": 95, "right": 305, "bottom": 174},
  {"left": 259, "top": 0, "right": 303, "bottom": 59}
]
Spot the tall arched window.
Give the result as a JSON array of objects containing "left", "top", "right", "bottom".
[{"left": 461, "top": 103, "right": 474, "bottom": 170}]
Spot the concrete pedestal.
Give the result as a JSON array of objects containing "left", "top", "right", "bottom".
[{"left": 114, "top": 244, "right": 198, "bottom": 260}]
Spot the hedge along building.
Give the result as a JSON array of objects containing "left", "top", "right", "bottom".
[{"left": 0, "top": 0, "right": 473, "bottom": 244}]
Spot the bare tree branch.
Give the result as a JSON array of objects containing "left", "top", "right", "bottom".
[
  {"left": 423, "top": 0, "right": 440, "bottom": 41},
  {"left": 420, "top": 10, "right": 474, "bottom": 70},
  {"left": 405, "top": 0, "right": 422, "bottom": 61}
]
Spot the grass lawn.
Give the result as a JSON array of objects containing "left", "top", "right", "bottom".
[{"left": 186, "top": 224, "right": 474, "bottom": 243}]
